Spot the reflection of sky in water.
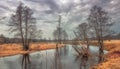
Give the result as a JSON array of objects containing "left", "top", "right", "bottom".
[{"left": 0, "top": 45, "right": 108, "bottom": 69}]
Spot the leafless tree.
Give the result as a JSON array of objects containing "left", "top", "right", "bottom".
[
  {"left": 73, "top": 23, "right": 91, "bottom": 69},
  {"left": 61, "top": 30, "right": 68, "bottom": 41},
  {"left": 53, "top": 28, "right": 68, "bottom": 42},
  {"left": 8, "top": 3, "right": 38, "bottom": 69},
  {"left": 53, "top": 28, "right": 59, "bottom": 41},
  {"left": 76, "top": 23, "right": 90, "bottom": 50},
  {"left": 29, "top": 29, "right": 42, "bottom": 43},
  {"left": 8, "top": 3, "right": 37, "bottom": 51},
  {"left": 88, "top": 5, "right": 114, "bottom": 62}
]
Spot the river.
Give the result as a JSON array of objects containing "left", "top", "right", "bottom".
[{"left": 0, "top": 45, "right": 107, "bottom": 69}]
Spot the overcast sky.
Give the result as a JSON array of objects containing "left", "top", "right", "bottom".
[{"left": 0, "top": 0, "right": 120, "bottom": 39}]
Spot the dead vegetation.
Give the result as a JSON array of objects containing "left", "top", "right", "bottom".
[
  {"left": 91, "top": 40, "right": 120, "bottom": 69},
  {"left": 0, "top": 43, "right": 64, "bottom": 57}
]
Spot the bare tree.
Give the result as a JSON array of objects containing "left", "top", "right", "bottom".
[
  {"left": 53, "top": 28, "right": 59, "bottom": 41},
  {"left": 88, "top": 5, "right": 114, "bottom": 62},
  {"left": 8, "top": 3, "right": 37, "bottom": 51},
  {"left": 29, "top": 29, "right": 42, "bottom": 43},
  {"left": 76, "top": 23, "right": 90, "bottom": 50},
  {"left": 53, "top": 28, "right": 68, "bottom": 42},
  {"left": 61, "top": 30, "right": 68, "bottom": 41},
  {"left": 8, "top": 3, "right": 39, "bottom": 69}
]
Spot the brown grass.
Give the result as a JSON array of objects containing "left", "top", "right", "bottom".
[
  {"left": 103, "top": 40, "right": 120, "bottom": 51},
  {"left": 92, "top": 58, "right": 120, "bottom": 69},
  {"left": 91, "top": 40, "right": 120, "bottom": 69},
  {"left": 0, "top": 43, "right": 64, "bottom": 57},
  {"left": 0, "top": 40, "right": 120, "bottom": 68}
]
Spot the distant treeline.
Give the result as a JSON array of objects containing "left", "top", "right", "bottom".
[
  {"left": 87, "top": 34, "right": 120, "bottom": 41},
  {"left": 0, "top": 34, "right": 120, "bottom": 44},
  {"left": 0, "top": 36, "right": 71, "bottom": 44}
]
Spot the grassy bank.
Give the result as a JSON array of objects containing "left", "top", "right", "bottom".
[
  {"left": 92, "top": 40, "right": 120, "bottom": 69},
  {"left": 0, "top": 43, "right": 64, "bottom": 57}
]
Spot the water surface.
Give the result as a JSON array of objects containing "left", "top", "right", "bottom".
[{"left": 0, "top": 45, "right": 107, "bottom": 69}]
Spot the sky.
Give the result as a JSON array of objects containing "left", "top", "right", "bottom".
[{"left": 0, "top": 0, "right": 120, "bottom": 39}]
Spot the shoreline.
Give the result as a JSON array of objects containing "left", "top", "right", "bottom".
[
  {"left": 91, "top": 40, "right": 120, "bottom": 69},
  {"left": 0, "top": 43, "right": 64, "bottom": 57}
]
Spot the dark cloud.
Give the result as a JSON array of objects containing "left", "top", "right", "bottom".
[
  {"left": 25, "top": 0, "right": 60, "bottom": 14},
  {"left": 0, "top": 0, "right": 120, "bottom": 38}
]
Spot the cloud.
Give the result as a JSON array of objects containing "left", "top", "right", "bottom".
[{"left": 0, "top": 0, "right": 120, "bottom": 39}]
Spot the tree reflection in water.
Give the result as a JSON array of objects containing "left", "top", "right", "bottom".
[
  {"left": 22, "top": 53, "right": 30, "bottom": 69},
  {"left": 54, "top": 44, "right": 62, "bottom": 69},
  {"left": 73, "top": 45, "right": 90, "bottom": 69},
  {"left": 79, "top": 53, "right": 88, "bottom": 69},
  {"left": 17, "top": 45, "right": 99, "bottom": 69}
]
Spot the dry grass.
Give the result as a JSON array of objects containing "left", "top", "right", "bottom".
[
  {"left": 92, "top": 40, "right": 120, "bottom": 69},
  {"left": 0, "top": 43, "right": 64, "bottom": 57},
  {"left": 0, "top": 40, "right": 120, "bottom": 69},
  {"left": 103, "top": 40, "right": 120, "bottom": 51},
  {"left": 92, "top": 58, "right": 120, "bottom": 69}
]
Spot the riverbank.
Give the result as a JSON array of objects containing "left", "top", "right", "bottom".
[
  {"left": 92, "top": 40, "right": 120, "bottom": 69},
  {"left": 0, "top": 40, "right": 120, "bottom": 69},
  {"left": 0, "top": 43, "right": 64, "bottom": 57}
]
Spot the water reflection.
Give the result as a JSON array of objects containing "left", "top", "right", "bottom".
[
  {"left": 22, "top": 54, "right": 30, "bottom": 69},
  {"left": 79, "top": 52, "right": 89, "bottom": 69},
  {"left": 54, "top": 44, "right": 62, "bottom": 69},
  {"left": 0, "top": 45, "right": 107, "bottom": 69},
  {"left": 73, "top": 46, "right": 88, "bottom": 69}
]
